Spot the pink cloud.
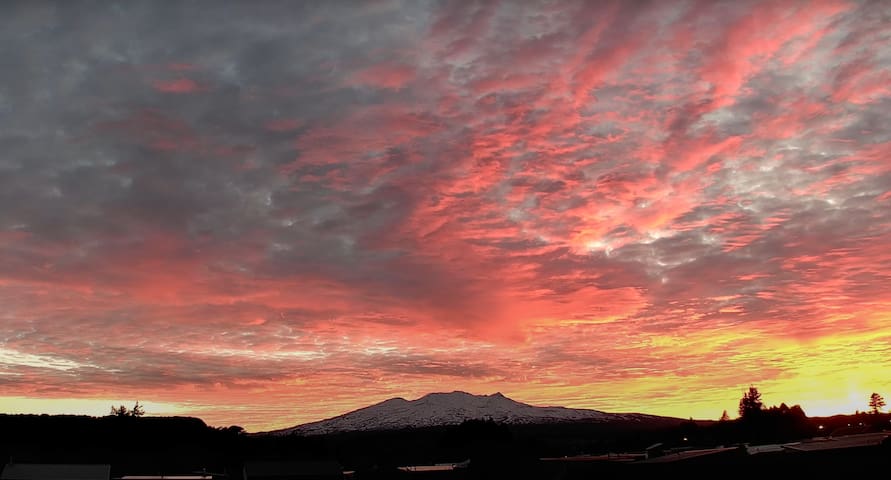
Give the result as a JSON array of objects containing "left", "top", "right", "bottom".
[
  {"left": 4, "top": 0, "right": 891, "bottom": 431},
  {"left": 699, "top": 0, "right": 848, "bottom": 107},
  {"left": 152, "top": 78, "right": 203, "bottom": 93},
  {"left": 350, "top": 63, "right": 416, "bottom": 90}
]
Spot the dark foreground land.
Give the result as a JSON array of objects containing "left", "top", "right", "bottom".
[{"left": 1, "top": 413, "right": 889, "bottom": 479}]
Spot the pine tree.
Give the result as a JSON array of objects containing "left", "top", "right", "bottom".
[
  {"left": 869, "top": 393, "right": 885, "bottom": 414},
  {"left": 720, "top": 410, "right": 730, "bottom": 422},
  {"left": 738, "top": 385, "right": 763, "bottom": 419}
]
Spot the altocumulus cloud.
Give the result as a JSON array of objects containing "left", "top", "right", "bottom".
[{"left": 0, "top": 0, "right": 890, "bottom": 430}]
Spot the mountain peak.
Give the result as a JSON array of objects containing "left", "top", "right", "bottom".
[
  {"left": 419, "top": 391, "right": 507, "bottom": 400},
  {"left": 265, "top": 391, "right": 657, "bottom": 436},
  {"left": 420, "top": 390, "right": 473, "bottom": 398}
]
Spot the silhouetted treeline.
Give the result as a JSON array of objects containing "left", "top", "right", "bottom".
[
  {"left": 2, "top": 409, "right": 890, "bottom": 480},
  {"left": 0, "top": 413, "right": 688, "bottom": 478},
  {"left": 0, "top": 414, "right": 245, "bottom": 478}
]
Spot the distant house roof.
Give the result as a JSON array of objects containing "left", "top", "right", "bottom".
[
  {"left": 541, "top": 453, "right": 644, "bottom": 463},
  {"left": 746, "top": 444, "right": 787, "bottom": 455},
  {"left": 2, "top": 464, "right": 110, "bottom": 480},
  {"left": 636, "top": 447, "right": 739, "bottom": 464},
  {"left": 828, "top": 425, "right": 872, "bottom": 437},
  {"left": 243, "top": 461, "right": 342, "bottom": 479},
  {"left": 396, "top": 465, "right": 455, "bottom": 473},
  {"left": 782, "top": 432, "right": 891, "bottom": 453},
  {"left": 120, "top": 476, "right": 214, "bottom": 480},
  {"left": 397, "top": 460, "right": 470, "bottom": 472}
]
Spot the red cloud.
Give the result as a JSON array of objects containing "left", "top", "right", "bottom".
[
  {"left": 5, "top": 0, "right": 891, "bottom": 432},
  {"left": 350, "top": 64, "right": 416, "bottom": 90},
  {"left": 152, "top": 78, "right": 203, "bottom": 93},
  {"left": 698, "top": 0, "right": 848, "bottom": 108}
]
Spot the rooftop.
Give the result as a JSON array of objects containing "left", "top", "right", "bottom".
[
  {"left": 636, "top": 447, "right": 739, "bottom": 464},
  {"left": 782, "top": 432, "right": 891, "bottom": 452}
]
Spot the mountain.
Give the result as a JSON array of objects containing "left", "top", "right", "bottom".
[{"left": 264, "top": 391, "right": 676, "bottom": 436}]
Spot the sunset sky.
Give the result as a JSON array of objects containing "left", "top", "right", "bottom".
[{"left": 2, "top": 0, "right": 890, "bottom": 432}]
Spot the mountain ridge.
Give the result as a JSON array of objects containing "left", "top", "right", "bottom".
[{"left": 260, "top": 391, "right": 680, "bottom": 436}]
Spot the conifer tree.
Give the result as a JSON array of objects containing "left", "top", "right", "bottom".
[
  {"left": 738, "top": 386, "right": 763, "bottom": 419},
  {"left": 869, "top": 393, "right": 885, "bottom": 414}
]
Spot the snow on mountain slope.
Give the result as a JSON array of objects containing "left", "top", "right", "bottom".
[{"left": 263, "top": 391, "right": 663, "bottom": 436}]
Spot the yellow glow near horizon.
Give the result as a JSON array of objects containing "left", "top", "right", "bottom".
[{"left": 0, "top": 397, "right": 186, "bottom": 418}]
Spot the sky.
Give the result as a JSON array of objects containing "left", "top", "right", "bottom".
[{"left": 1, "top": 0, "right": 890, "bottom": 432}]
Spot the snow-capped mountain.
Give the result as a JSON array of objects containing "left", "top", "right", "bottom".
[{"left": 263, "top": 391, "right": 668, "bottom": 436}]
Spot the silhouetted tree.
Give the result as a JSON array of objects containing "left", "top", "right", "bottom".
[
  {"left": 738, "top": 386, "right": 763, "bottom": 420},
  {"left": 869, "top": 392, "right": 885, "bottom": 414},
  {"left": 720, "top": 410, "right": 730, "bottom": 422},
  {"left": 109, "top": 401, "right": 145, "bottom": 417},
  {"left": 787, "top": 404, "right": 806, "bottom": 418},
  {"left": 110, "top": 404, "right": 129, "bottom": 417}
]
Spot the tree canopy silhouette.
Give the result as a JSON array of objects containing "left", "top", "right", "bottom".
[
  {"left": 869, "top": 392, "right": 885, "bottom": 414},
  {"left": 109, "top": 401, "right": 145, "bottom": 417},
  {"left": 738, "top": 386, "right": 763, "bottom": 420}
]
